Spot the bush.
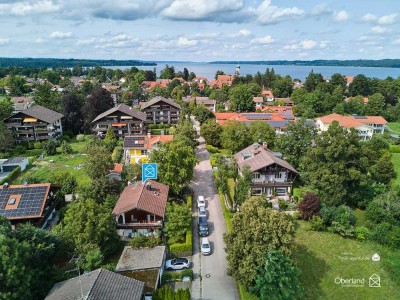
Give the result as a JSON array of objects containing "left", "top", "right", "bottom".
[
  {"left": 332, "top": 221, "right": 355, "bottom": 238},
  {"left": 355, "top": 226, "right": 370, "bottom": 241},
  {"left": 76, "top": 134, "right": 85, "bottom": 142},
  {"left": 61, "top": 141, "right": 73, "bottom": 154},
  {"left": 309, "top": 215, "right": 325, "bottom": 231},
  {"left": 43, "top": 140, "right": 57, "bottom": 155},
  {"left": 297, "top": 192, "right": 320, "bottom": 220},
  {"left": 60, "top": 134, "right": 71, "bottom": 142},
  {"left": 206, "top": 145, "right": 219, "bottom": 154},
  {"left": 278, "top": 199, "right": 288, "bottom": 210},
  {"left": 187, "top": 196, "right": 192, "bottom": 208},
  {"left": 180, "top": 269, "right": 193, "bottom": 280},
  {"left": 129, "top": 235, "right": 162, "bottom": 249},
  {"left": 112, "top": 146, "right": 123, "bottom": 163},
  {"left": 292, "top": 212, "right": 300, "bottom": 220},
  {"left": 15, "top": 145, "right": 26, "bottom": 154},
  {"left": 33, "top": 142, "right": 42, "bottom": 149},
  {"left": 371, "top": 222, "right": 392, "bottom": 246},
  {"left": 169, "top": 230, "right": 192, "bottom": 256},
  {"left": 161, "top": 270, "right": 193, "bottom": 283},
  {"left": 320, "top": 205, "right": 356, "bottom": 227},
  {"left": 390, "top": 145, "right": 400, "bottom": 153}
]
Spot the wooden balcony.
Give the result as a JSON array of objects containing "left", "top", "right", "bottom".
[
  {"left": 116, "top": 221, "right": 162, "bottom": 229},
  {"left": 252, "top": 180, "right": 294, "bottom": 187}
]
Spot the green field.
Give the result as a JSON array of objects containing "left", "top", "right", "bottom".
[
  {"left": 293, "top": 221, "right": 400, "bottom": 300},
  {"left": 391, "top": 153, "right": 400, "bottom": 186},
  {"left": 387, "top": 122, "right": 400, "bottom": 133},
  {"left": 12, "top": 141, "right": 90, "bottom": 185}
]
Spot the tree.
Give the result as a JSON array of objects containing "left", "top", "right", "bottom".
[
  {"left": 104, "top": 127, "right": 117, "bottom": 151},
  {"left": 349, "top": 74, "right": 370, "bottom": 96},
  {"left": 297, "top": 192, "right": 321, "bottom": 220},
  {"left": 0, "top": 97, "right": 13, "bottom": 120},
  {"left": 50, "top": 172, "right": 78, "bottom": 195},
  {"left": 85, "top": 145, "right": 113, "bottom": 181},
  {"left": 300, "top": 122, "right": 367, "bottom": 206},
  {"left": 330, "top": 73, "right": 347, "bottom": 90},
  {"left": 235, "top": 166, "right": 252, "bottom": 206},
  {"left": 8, "top": 75, "right": 30, "bottom": 96},
  {"left": 175, "top": 119, "right": 197, "bottom": 149},
  {"left": 304, "top": 70, "right": 324, "bottom": 92},
  {"left": 164, "top": 202, "right": 192, "bottom": 243},
  {"left": 276, "top": 120, "right": 317, "bottom": 169},
  {"left": 224, "top": 196, "right": 295, "bottom": 288},
  {"left": 200, "top": 119, "right": 222, "bottom": 147},
  {"left": 369, "top": 152, "right": 396, "bottom": 185},
  {"left": 183, "top": 68, "right": 189, "bottom": 81},
  {"left": 82, "top": 87, "right": 114, "bottom": 132},
  {"left": 365, "top": 93, "right": 385, "bottom": 116},
  {"left": 43, "top": 140, "right": 57, "bottom": 155},
  {"left": 215, "top": 70, "right": 225, "bottom": 79},
  {"left": 271, "top": 76, "right": 293, "bottom": 98},
  {"left": 229, "top": 84, "right": 256, "bottom": 112},
  {"left": 159, "top": 64, "right": 175, "bottom": 79},
  {"left": 61, "top": 141, "right": 73, "bottom": 154},
  {"left": 220, "top": 120, "right": 250, "bottom": 153},
  {"left": 248, "top": 121, "right": 275, "bottom": 148},
  {"left": 250, "top": 250, "right": 303, "bottom": 300},
  {"left": 33, "top": 83, "right": 60, "bottom": 111},
  {"left": 121, "top": 163, "right": 142, "bottom": 184},
  {"left": 56, "top": 198, "right": 119, "bottom": 257},
  {"left": 0, "top": 234, "right": 32, "bottom": 300},
  {"left": 61, "top": 91, "right": 83, "bottom": 134},
  {"left": 192, "top": 105, "right": 215, "bottom": 125},
  {"left": 150, "top": 139, "right": 198, "bottom": 195},
  {"left": 0, "top": 122, "right": 14, "bottom": 152}
]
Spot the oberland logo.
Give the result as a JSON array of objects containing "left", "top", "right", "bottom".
[{"left": 334, "top": 277, "right": 365, "bottom": 286}]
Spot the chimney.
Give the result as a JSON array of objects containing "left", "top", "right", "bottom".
[
  {"left": 160, "top": 129, "right": 164, "bottom": 136},
  {"left": 146, "top": 181, "right": 152, "bottom": 190},
  {"left": 263, "top": 142, "right": 268, "bottom": 150},
  {"left": 147, "top": 131, "right": 151, "bottom": 139},
  {"left": 3, "top": 182, "right": 9, "bottom": 188}
]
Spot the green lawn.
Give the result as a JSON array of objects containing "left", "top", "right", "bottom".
[
  {"left": 355, "top": 209, "right": 367, "bottom": 227},
  {"left": 293, "top": 221, "right": 400, "bottom": 300},
  {"left": 387, "top": 122, "right": 400, "bottom": 133},
  {"left": 12, "top": 141, "right": 90, "bottom": 185},
  {"left": 227, "top": 178, "right": 235, "bottom": 206},
  {"left": 391, "top": 153, "right": 400, "bottom": 186}
]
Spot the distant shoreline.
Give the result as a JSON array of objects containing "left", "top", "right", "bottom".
[
  {"left": 208, "top": 59, "right": 400, "bottom": 68},
  {"left": 0, "top": 57, "right": 156, "bottom": 68}
]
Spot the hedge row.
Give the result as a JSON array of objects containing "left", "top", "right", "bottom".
[
  {"left": 162, "top": 269, "right": 194, "bottom": 283},
  {"left": 206, "top": 144, "right": 219, "bottom": 154},
  {"left": 390, "top": 145, "right": 400, "bottom": 153},
  {"left": 169, "top": 230, "right": 192, "bottom": 257},
  {"left": 187, "top": 196, "right": 192, "bottom": 208},
  {"left": 0, "top": 167, "right": 21, "bottom": 185}
]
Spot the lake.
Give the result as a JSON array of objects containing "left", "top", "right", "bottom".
[{"left": 107, "top": 62, "right": 400, "bottom": 82}]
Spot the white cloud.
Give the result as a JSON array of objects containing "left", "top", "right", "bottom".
[
  {"left": 0, "top": 38, "right": 10, "bottom": 46},
  {"left": 377, "top": 14, "right": 399, "bottom": 25},
  {"left": 75, "top": 38, "right": 96, "bottom": 46},
  {"left": 0, "top": 0, "right": 60, "bottom": 16},
  {"left": 250, "top": 35, "right": 275, "bottom": 45},
  {"left": 361, "top": 13, "right": 377, "bottom": 22},
  {"left": 249, "top": 0, "right": 305, "bottom": 25},
  {"left": 393, "top": 38, "right": 400, "bottom": 45},
  {"left": 161, "top": 0, "right": 244, "bottom": 21},
  {"left": 333, "top": 10, "right": 349, "bottom": 22},
  {"left": 34, "top": 38, "right": 46, "bottom": 44},
  {"left": 284, "top": 39, "right": 318, "bottom": 50},
  {"left": 49, "top": 31, "right": 73, "bottom": 39},
  {"left": 238, "top": 29, "right": 252, "bottom": 37},
  {"left": 312, "top": 3, "right": 331, "bottom": 16},
  {"left": 177, "top": 37, "right": 198, "bottom": 47},
  {"left": 371, "top": 26, "right": 391, "bottom": 34}
]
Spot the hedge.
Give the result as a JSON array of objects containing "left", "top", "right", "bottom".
[
  {"left": 0, "top": 167, "right": 21, "bottom": 185},
  {"left": 390, "top": 145, "right": 400, "bottom": 153},
  {"left": 206, "top": 144, "right": 219, "bottom": 154},
  {"left": 162, "top": 269, "right": 194, "bottom": 283},
  {"left": 187, "top": 196, "right": 192, "bottom": 208},
  {"left": 169, "top": 230, "right": 192, "bottom": 257}
]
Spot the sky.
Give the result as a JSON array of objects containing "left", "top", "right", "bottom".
[{"left": 0, "top": 0, "right": 399, "bottom": 61}]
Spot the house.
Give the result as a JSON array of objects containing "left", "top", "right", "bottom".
[
  {"left": 274, "top": 98, "right": 295, "bottom": 106},
  {"left": 123, "top": 134, "right": 174, "bottom": 164},
  {"left": 141, "top": 80, "right": 170, "bottom": 93},
  {"left": 234, "top": 143, "right": 298, "bottom": 198},
  {"left": 183, "top": 96, "right": 216, "bottom": 112},
  {"left": 209, "top": 74, "right": 234, "bottom": 89},
  {"left": 91, "top": 104, "right": 147, "bottom": 138},
  {"left": 4, "top": 105, "right": 63, "bottom": 143},
  {"left": 0, "top": 157, "right": 29, "bottom": 173},
  {"left": 316, "top": 113, "right": 387, "bottom": 140},
  {"left": 140, "top": 97, "right": 181, "bottom": 124},
  {"left": 0, "top": 183, "right": 59, "bottom": 229},
  {"left": 116, "top": 245, "right": 166, "bottom": 292},
  {"left": 261, "top": 90, "right": 274, "bottom": 102},
  {"left": 345, "top": 76, "right": 354, "bottom": 86},
  {"left": 112, "top": 180, "right": 169, "bottom": 237},
  {"left": 107, "top": 163, "right": 123, "bottom": 181},
  {"left": 253, "top": 97, "right": 264, "bottom": 109},
  {"left": 45, "top": 268, "right": 145, "bottom": 300}
]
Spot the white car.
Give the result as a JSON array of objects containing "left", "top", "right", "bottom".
[
  {"left": 198, "top": 206, "right": 207, "bottom": 218},
  {"left": 201, "top": 238, "right": 211, "bottom": 255},
  {"left": 197, "top": 195, "right": 206, "bottom": 208},
  {"left": 165, "top": 258, "right": 190, "bottom": 270}
]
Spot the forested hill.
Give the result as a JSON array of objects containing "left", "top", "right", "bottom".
[
  {"left": 209, "top": 59, "right": 400, "bottom": 68},
  {"left": 0, "top": 57, "right": 156, "bottom": 68}
]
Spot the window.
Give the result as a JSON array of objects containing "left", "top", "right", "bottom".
[
  {"left": 148, "top": 215, "right": 156, "bottom": 222},
  {"left": 275, "top": 173, "right": 282, "bottom": 179},
  {"left": 141, "top": 150, "right": 147, "bottom": 155},
  {"left": 131, "top": 215, "right": 137, "bottom": 222},
  {"left": 253, "top": 173, "right": 260, "bottom": 179},
  {"left": 251, "top": 188, "right": 262, "bottom": 196},
  {"left": 8, "top": 198, "right": 16, "bottom": 205},
  {"left": 276, "top": 187, "right": 287, "bottom": 195}
]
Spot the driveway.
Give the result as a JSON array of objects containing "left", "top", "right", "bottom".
[{"left": 190, "top": 121, "right": 239, "bottom": 300}]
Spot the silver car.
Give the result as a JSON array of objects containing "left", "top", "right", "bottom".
[
  {"left": 201, "top": 238, "right": 211, "bottom": 255},
  {"left": 198, "top": 206, "right": 207, "bottom": 218}
]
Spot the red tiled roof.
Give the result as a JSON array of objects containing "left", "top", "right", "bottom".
[
  {"left": 253, "top": 97, "right": 264, "bottom": 103},
  {"left": 345, "top": 76, "right": 354, "bottom": 84},
  {"left": 112, "top": 180, "right": 169, "bottom": 217},
  {"left": 318, "top": 114, "right": 387, "bottom": 128},
  {"left": 113, "top": 163, "right": 123, "bottom": 174},
  {"left": 261, "top": 90, "right": 274, "bottom": 97},
  {"left": 123, "top": 135, "right": 174, "bottom": 150}
]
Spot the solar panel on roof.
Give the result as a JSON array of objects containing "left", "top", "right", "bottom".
[{"left": 354, "top": 116, "right": 368, "bottom": 119}]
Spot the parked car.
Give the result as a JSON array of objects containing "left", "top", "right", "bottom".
[
  {"left": 165, "top": 258, "right": 190, "bottom": 270},
  {"left": 201, "top": 238, "right": 211, "bottom": 255},
  {"left": 197, "top": 195, "right": 206, "bottom": 208},
  {"left": 198, "top": 216, "right": 209, "bottom": 236},
  {"left": 198, "top": 206, "right": 207, "bottom": 218}
]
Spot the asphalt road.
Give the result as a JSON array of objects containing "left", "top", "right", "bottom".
[{"left": 190, "top": 132, "right": 239, "bottom": 300}]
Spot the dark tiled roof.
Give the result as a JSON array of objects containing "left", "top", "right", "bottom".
[
  {"left": 10, "top": 105, "right": 63, "bottom": 123},
  {"left": 140, "top": 97, "right": 181, "bottom": 110},
  {"left": 1, "top": 157, "right": 27, "bottom": 165},
  {"left": 112, "top": 180, "right": 169, "bottom": 217},
  {"left": 234, "top": 144, "right": 298, "bottom": 174},
  {"left": 116, "top": 246, "right": 166, "bottom": 272},
  {"left": 0, "top": 184, "right": 51, "bottom": 220},
  {"left": 92, "top": 104, "right": 146, "bottom": 123},
  {"left": 45, "top": 268, "right": 145, "bottom": 300}
]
